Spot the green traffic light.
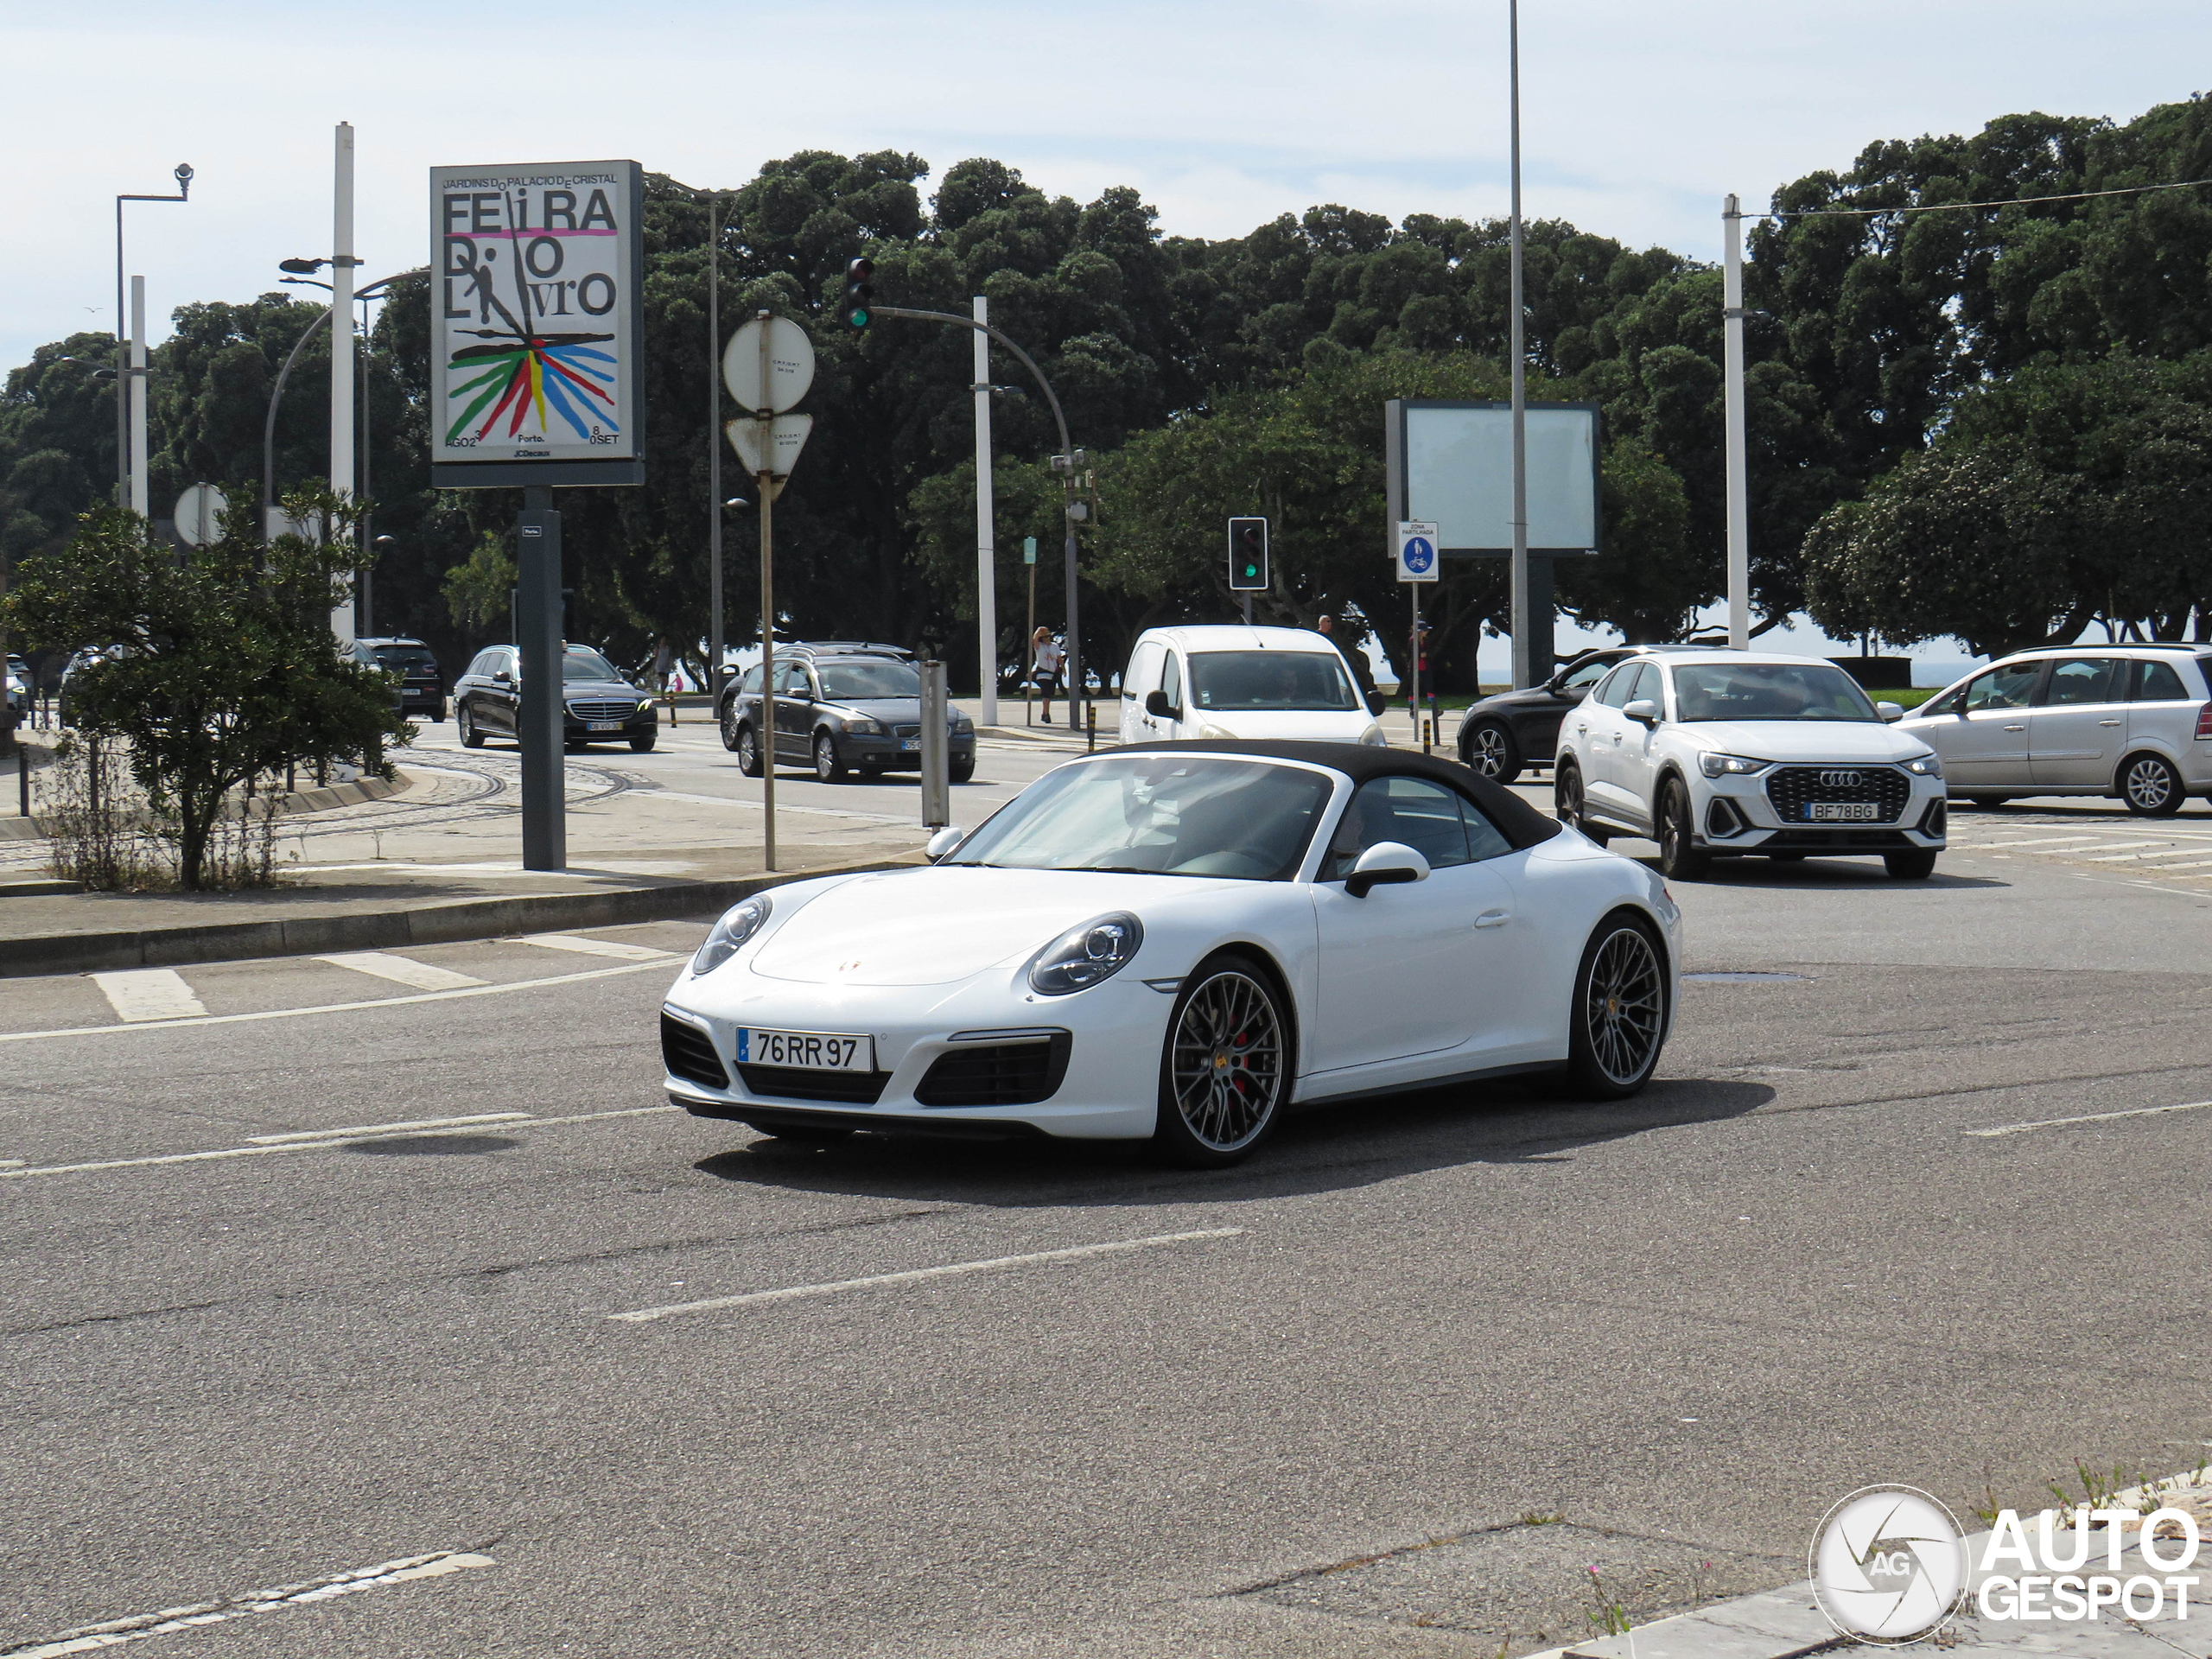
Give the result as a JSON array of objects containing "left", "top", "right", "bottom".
[{"left": 849, "top": 307, "right": 870, "bottom": 328}]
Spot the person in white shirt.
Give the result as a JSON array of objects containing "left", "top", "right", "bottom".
[{"left": 1030, "top": 626, "right": 1065, "bottom": 722}]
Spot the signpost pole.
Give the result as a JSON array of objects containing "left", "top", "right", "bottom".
[
  {"left": 758, "top": 308, "right": 777, "bottom": 873},
  {"left": 518, "top": 486, "right": 565, "bottom": 872},
  {"left": 1025, "top": 537, "right": 1036, "bottom": 727},
  {"left": 708, "top": 198, "right": 724, "bottom": 709},
  {"left": 1507, "top": 0, "right": 1532, "bottom": 690},
  {"left": 1723, "top": 194, "right": 1751, "bottom": 651},
  {"left": 973, "top": 296, "right": 997, "bottom": 727}
]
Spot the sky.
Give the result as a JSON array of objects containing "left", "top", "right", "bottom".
[{"left": 3, "top": 0, "right": 2205, "bottom": 670}]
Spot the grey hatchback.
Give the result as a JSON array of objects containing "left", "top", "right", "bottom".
[{"left": 717, "top": 650, "right": 975, "bottom": 782}]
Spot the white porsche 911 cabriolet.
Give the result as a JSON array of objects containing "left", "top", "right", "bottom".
[{"left": 660, "top": 741, "right": 1681, "bottom": 1166}]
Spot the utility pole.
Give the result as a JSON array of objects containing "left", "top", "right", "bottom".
[
  {"left": 329, "top": 122, "right": 357, "bottom": 643},
  {"left": 708, "top": 197, "right": 724, "bottom": 709},
  {"left": 755, "top": 309, "right": 777, "bottom": 874},
  {"left": 127, "top": 277, "right": 149, "bottom": 518},
  {"left": 1723, "top": 193, "right": 1751, "bottom": 650},
  {"left": 113, "top": 163, "right": 191, "bottom": 509},
  {"left": 1507, "top": 0, "right": 1533, "bottom": 690},
  {"left": 973, "top": 295, "right": 997, "bottom": 727}
]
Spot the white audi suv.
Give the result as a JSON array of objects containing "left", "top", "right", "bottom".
[{"left": 1554, "top": 652, "right": 1948, "bottom": 880}]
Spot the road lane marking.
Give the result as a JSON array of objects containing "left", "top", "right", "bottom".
[
  {"left": 245, "top": 1112, "right": 531, "bottom": 1145},
  {"left": 0, "top": 958, "right": 673, "bottom": 1046},
  {"left": 607, "top": 1226, "right": 1248, "bottom": 1322},
  {"left": 0, "top": 1549, "right": 494, "bottom": 1658},
  {"left": 2, "top": 1105, "right": 677, "bottom": 1179},
  {"left": 315, "top": 950, "right": 487, "bottom": 990},
  {"left": 1972, "top": 835, "right": 2103, "bottom": 848},
  {"left": 1966, "top": 1099, "right": 2212, "bottom": 1138},
  {"left": 512, "top": 932, "right": 678, "bottom": 961},
  {"left": 89, "top": 969, "right": 207, "bottom": 1023}
]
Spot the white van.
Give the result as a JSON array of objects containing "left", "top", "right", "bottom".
[{"left": 1118, "top": 625, "right": 1388, "bottom": 747}]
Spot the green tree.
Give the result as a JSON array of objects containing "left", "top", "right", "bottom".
[{"left": 0, "top": 491, "right": 409, "bottom": 888}]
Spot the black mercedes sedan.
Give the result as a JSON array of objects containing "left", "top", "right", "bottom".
[
  {"left": 454, "top": 644, "right": 658, "bottom": 753},
  {"left": 1456, "top": 645, "right": 1708, "bottom": 784}
]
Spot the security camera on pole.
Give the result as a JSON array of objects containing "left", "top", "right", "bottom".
[{"left": 721, "top": 310, "right": 816, "bottom": 874}]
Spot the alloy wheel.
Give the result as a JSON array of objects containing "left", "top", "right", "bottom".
[
  {"left": 1168, "top": 969, "right": 1284, "bottom": 1153},
  {"left": 2123, "top": 754, "right": 2179, "bottom": 815},
  {"left": 1469, "top": 724, "right": 1510, "bottom": 777},
  {"left": 1583, "top": 925, "right": 1664, "bottom": 1087}
]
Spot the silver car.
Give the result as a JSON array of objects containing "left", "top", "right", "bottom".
[{"left": 1897, "top": 645, "right": 2212, "bottom": 816}]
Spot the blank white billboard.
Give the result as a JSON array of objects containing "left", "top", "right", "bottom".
[{"left": 1395, "top": 401, "right": 1599, "bottom": 555}]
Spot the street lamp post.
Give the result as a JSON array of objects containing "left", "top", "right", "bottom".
[
  {"left": 113, "top": 162, "right": 193, "bottom": 509},
  {"left": 263, "top": 268, "right": 422, "bottom": 542}
]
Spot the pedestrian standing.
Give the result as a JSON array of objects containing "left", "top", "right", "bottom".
[
  {"left": 652, "top": 636, "right": 675, "bottom": 695},
  {"left": 1408, "top": 620, "right": 1433, "bottom": 733},
  {"left": 1317, "top": 613, "right": 1376, "bottom": 705},
  {"left": 1030, "top": 626, "right": 1065, "bottom": 723}
]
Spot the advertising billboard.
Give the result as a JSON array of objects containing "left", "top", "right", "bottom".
[{"left": 1384, "top": 399, "right": 1600, "bottom": 556}]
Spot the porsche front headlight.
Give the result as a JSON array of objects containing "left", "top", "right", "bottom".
[
  {"left": 691, "top": 893, "right": 772, "bottom": 976},
  {"left": 1027, "top": 912, "right": 1143, "bottom": 995}
]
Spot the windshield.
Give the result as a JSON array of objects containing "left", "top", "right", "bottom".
[
  {"left": 1669, "top": 662, "right": 1879, "bottom": 723},
  {"left": 371, "top": 646, "right": 437, "bottom": 673},
  {"left": 817, "top": 662, "right": 921, "bottom": 700},
  {"left": 563, "top": 649, "right": 624, "bottom": 683},
  {"left": 944, "top": 755, "right": 1332, "bottom": 880},
  {"left": 1187, "top": 652, "right": 1357, "bottom": 713}
]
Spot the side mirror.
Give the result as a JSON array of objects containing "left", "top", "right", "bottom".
[
  {"left": 1365, "top": 690, "right": 1388, "bottom": 715},
  {"left": 493, "top": 669, "right": 512, "bottom": 685},
  {"left": 1144, "top": 689, "right": 1177, "bottom": 719},
  {"left": 1876, "top": 700, "right": 1904, "bottom": 723},
  {"left": 925, "top": 825, "right": 966, "bottom": 861},
  {"left": 1344, "top": 840, "right": 1431, "bottom": 898},
  {"left": 1623, "top": 697, "right": 1660, "bottom": 725}
]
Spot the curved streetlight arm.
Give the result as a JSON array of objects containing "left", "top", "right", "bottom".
[
  {"left": 262, "top": 269, "right": 425, "bottom": 537},
  {"left": 873, "top": 306, "right": 1073, "bottom": 462}
]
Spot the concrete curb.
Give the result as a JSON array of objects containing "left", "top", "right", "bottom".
[
  {"left": 0, "top": 770, "right": 404, "bottom": 843},
  {"left": 1, "top": 852, "right": 924, "bottom": 978}
]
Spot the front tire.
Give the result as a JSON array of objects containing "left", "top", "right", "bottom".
[
  {"left": 813, "top": 731, "right": 846, "bottom": 783},
  {"left": 734, "top": 724, "right": 762, "bottom": 778},
  {"left": 1555, "top": 761, "right": 1608, "bottom": 846},
  {"left": 1153, "top": 954, "right": 1290, "bottom": 1168},
  {"left": 950, "top": 755, "right": 976, "bottom": 784},
  {"left": 2120, "top": 752, "right": 2185, "bottom": 817},
  {"left": 1656, "top": 779, "right": 1711, "bottom": 880},
  {"left": 1885, "top": 849, "right": 1939, "bottom": 879},
  {"left": 630, "top": 733, "right": 656, "bottom": 753},
  {"left": 457, "top": 702, "right": 485, "bottom": 749},
  {"left": 1463, "top": 720, "right": 1522, "bottom": 785},
  {"left": 1560, "top": 915, "right": 1668, "bottom": 1098}
]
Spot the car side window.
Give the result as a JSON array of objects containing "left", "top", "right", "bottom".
[
  {"left": 1560, "top": 658, "right": 1613, "bottom": 691},
  {"left": 1458, "top": 794, "right": 1513, "bottom": 861},
  {"left": 464, "top": 650, "right": 493, "bottom": 677},
  {"left": 1624, "top": 662, "right": 1662, "bottom": 709},
  {"left": 2133, "top": 660, "right": 2187, "bottom": 702},
  {"left": 1590, "top": 664, "right": 1636, "bottom": 708},
  {"left": 1918, "top": 684, "right": 1965, "bottom": 717},
  {"left": 1964, "top": 663, "right": 2040, "bottom": 711},
  {"left": 1323, "top": 776, "right": 1471, "bottom": 878},
  {"left": 1124, "top": 642, "right": 1160, "bottom": 700},
  {"left": 1160, "top": 651, "right": 1182, "bottom": 711},
  {"left": 739, "top": 664, "right": 764, "bottom": 694},
  {"left": 2037, "top": 658, "right": 2118, "bottom": 706}
]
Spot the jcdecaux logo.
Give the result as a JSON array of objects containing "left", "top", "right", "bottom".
[{"left": 1809, "top": 1484, "right": 2204, "bottom": 1644}]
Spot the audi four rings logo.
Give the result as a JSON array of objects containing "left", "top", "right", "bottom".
[{"left": 1820, "top": 770, "right": 1865, "bottom": 788}]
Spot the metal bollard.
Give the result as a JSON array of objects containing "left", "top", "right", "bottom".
[
  {"left": 918, "top": 658, "right": 950, "bottom": 830},
  {"left": 1086, "top": 704, "right": 1096, "bottom": 753}
]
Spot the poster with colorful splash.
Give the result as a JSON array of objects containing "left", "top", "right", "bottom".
[{"left": 429, "top": 161, "right": 642, "bottom": 475}]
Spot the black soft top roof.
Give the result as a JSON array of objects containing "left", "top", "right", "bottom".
[{"left": 1086, "top": 739, "right": 1562, "bottom": 850}]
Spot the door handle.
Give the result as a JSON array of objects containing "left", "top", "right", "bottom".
[
  {"left": 1473, "top": 909, "right": 1510, "bottom": 929},
  {"left": 2099, "top": 719, "right": 2121, "bottom": 728},
  {"left": 2002, "top": 723, "right": 2024, "bottom": 732}
]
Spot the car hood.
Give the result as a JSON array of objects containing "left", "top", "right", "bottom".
[
  {"left": 1673, "top": 720, "right": 1929, "bottom": 762},
  {"left": 830, "top": 696, "right": 925, "bottom": 722},
  {"left": 746, "top": 865, "right": 1236, "bottom": 987},
  {"left": 1178, "top": 708, "right": 1375, "bottom": 741},
  {"left": 1470, "top": 686, "right": 1567, "bottom": 715}
]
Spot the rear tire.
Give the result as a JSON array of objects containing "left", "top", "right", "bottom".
[
  {"left": 1463, "top": 720, "right": 1523, "bottom": 785},
  {"left": 457, "top": 702, "right": 486, "bottom": 749},
  {"left": 734, "top": 724, "right": 762, "bottom": 778},
  {"left": 1885, "top": 849, "right": 1939, "bottom": 879},
  {"left": 719, "top": 700, "right": 744, "bottom": 753},
  {"left": 1153, "top": 953, "right": 1290, "bottom": 1168},
  {"left": 1656, "top": 779, "right": 1711, "bottom": 880},
  {"left": 1555, "top": 761, "right": 1608, "bottom": 846},
  {"left": 1560, "top": 914, "right": 1668, "bottom": 1098},
  {"left": 2120, "top": 752, "right": 2184, "bottom": 817}
]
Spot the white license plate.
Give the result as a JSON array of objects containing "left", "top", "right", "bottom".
[
  {"left": 1808, "top": 802, "right": 1879, "bottom": 822},
  {"left": 587, "top": 721, "right": 621, "bottom": 732},
  {"left": 737, "top": 1028, "right": 874, "bottom": 1071},
  {"left": 899, "top": 738, "right": 920, "bottom": 752}
]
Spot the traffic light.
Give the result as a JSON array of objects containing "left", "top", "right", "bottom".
[
  {"left": 842, "top": 257, "right": 875, "bottom": 328},
  {"left": 1227, "top": 517, "right": 1269, "bottom": 591}
]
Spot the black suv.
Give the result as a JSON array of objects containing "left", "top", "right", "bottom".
[
  {"left": 715, "top": 645, "right": 975, "bottom": 783},
  {"left": 453, "top": 643, "right": 658, "bottom": 753},
  {"left": 1455, "top": 645, "right": 1712, "bottom": 784},
  {"left": 347, "top": 638, "right": 446, "bottom": 721}
]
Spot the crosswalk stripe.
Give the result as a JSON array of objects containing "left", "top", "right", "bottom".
[
  {"left": 90, "top": 969, "right": 207, "bottom": 1023},
  {"left": 511, "top": 932, "right": 677, "bottom": 961},
  {"left": 315, "top": 951, "right": 486, "bottom": 990}
]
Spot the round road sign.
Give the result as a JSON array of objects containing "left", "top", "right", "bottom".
[{"left": 721, "top": 316, "right": 817, "bottom": 414}]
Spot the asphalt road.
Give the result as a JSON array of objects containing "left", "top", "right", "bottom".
[{"left": 3, "top": 810, "right": 2210, "bottom": 1657}]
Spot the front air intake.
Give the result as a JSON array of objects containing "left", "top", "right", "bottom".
[{"left": 660, "top": 1013, "right": 728, "bottom": 1090}]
